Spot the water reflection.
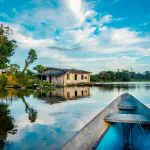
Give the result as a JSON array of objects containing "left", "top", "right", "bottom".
[
  {"left": 0, "top": 88, "right": 16, "bottom": 101},
  {"left": 0, "top": 83, "right": 149, "bottom": 150},
  {"left": 37, "top": 87, "right": 90, "bottom": 104},
  {"left": 0, "top": 103, "right": 17, "bottom": 149},
  {"left": 20, "top": 96, "right": 37, "bottom": 123},
  {"left": 0, "top": 89, "right": 38, "bottom": 123}
]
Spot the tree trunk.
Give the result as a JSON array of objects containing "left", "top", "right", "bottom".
[{"left": 22, "top": 63, "right": 28, "bottom": 74}]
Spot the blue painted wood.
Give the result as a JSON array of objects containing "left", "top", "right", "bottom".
[{"left": 118, "top": 100, "right": 137, "bottom": 110}]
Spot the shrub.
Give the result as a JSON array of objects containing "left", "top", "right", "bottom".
[
  {"left": 40, "top": 81, "right": 56, "bottom": 87},
  {"left": 15, "top": 72, "right": 29, "bottom": 86},
  {"left": 0, "top": 75, "right": 8, "bottom": 88},
  {"left": 79, "top": 82, "right": 88, "bottom": 86}
]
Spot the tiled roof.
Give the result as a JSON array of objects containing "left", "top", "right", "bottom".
[{"left": 38, "top": 68, "right": 90, "bottom": 76}]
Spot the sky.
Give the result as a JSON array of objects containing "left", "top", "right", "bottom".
[{"left": 0, "top": 0, "right": 150, "bottom": 73}]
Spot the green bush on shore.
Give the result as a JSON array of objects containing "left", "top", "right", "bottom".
[
  {"left": 40, "top": 81, "right": 56, "bottom": 87},
  {"left": 0, "top": 75, "right": 8, "bottom": 88},
  {"left": 79, "top": 82, "right": 88, "bottom": 85}
]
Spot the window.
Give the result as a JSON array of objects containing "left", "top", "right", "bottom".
[
  {"left": 82, "top": 90, "right": 84, "bottom": 96},
  {"left": 49, "top": 76, "right": 51, "bottom": 82},
  {"left": 42, "top": 76, "right": 46, "bottom": 80},
  {"left": 67, "top": 92, "right": 70, "bottom": 98},
  {"left": 75, "top": 74, "right": 77, "bottom": 80},
  {"left": 75, "top": 90, "right": 77, "bottom": 96},
  {"left": 81, "top": 74, "right": 83, "bottom": 80},
  {"left": 49, "top": 92, "right": 52, "bottom": 97},
  {"left": 67, "top": 74, "right": 70, "bottom": 80}
]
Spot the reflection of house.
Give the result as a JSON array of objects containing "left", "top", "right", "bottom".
[
  {"left": 38, "top": 87, "right": 90, "bottom": 103},
  {"left": 51, "top": 87, "right": 90, "bottom": 99},
  {"left": 38, "top": 68, "right": 91, "bottom": 86}
]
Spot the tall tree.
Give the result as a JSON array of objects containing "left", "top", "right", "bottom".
[
  {"left": 33, "top": 64, "right": 48, "bottom": 73},
  {"left": 22, "top": 49, "right": 37, "bottom": 74},
  {"left": 0, "top": 24, "right": 17, "bottom": 69}
]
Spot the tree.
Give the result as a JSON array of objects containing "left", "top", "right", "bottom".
[
  {"left": 144, "top": 71, "right": 150, "bottom": 80},
  {"left": 21, "top": 96, "right": 37, "bottom": 123},
  {"left": 8, "top": 64, "right": 20, "bottom": 74},
  {"left": 90, "top": 74, "right": 100, "bottom": 82},
  {"left": 15, "top": 71, "right": 29, "bottom": 86},
  {"left": 33, "top": 64, "right": 48, "bottom": 73},
  {"left": 0, "top": 103, "right": 17, "bottom": 148},
  {"left": 0, "top": 24, "right": 17, "bottom": 69},
  {"left": 0, "top": 75, "right": 8, "bottom": 88},
  {"left": 99, "top": 71, "right": 109, "bottom": 82},
  {"left": 22, "top": 49, "right": 37, "bottom": 74}
]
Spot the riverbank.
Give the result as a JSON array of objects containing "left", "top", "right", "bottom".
[{"left": 3, "top": 81, "right": 150, "bottom": 90}]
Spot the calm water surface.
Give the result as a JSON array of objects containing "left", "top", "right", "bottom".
[{"left": 0, "top": 82, "right": 150, "bottom": 150}]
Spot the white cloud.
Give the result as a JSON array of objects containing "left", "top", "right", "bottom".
[
  {"left": 100, "top": 14, "right": 112, "bottom": 24},
  {"left": 1, "top": 0, "right": 150, "bottom": 73},
  {"left": 38, "top": 48, "right": 137, "bottom": 68},
  {"left": 64, "top": 0, "right": 84, "bottom": 23},
  {"left": 66, "top": 25, "right": 96, "bottom": 44},
  {"left": 3, "top": 22, "right": 56, "bottom": 49},
  {"left": 99, "top": 26, "right": 107, "bottom": 31},
  {"left": 104, "top": 56, "right": 137, "bottom": 70},
  {"left": 110, "top": 28, "right": 143, "bottom": 45},
  {"left": 12, "top": 0, "right": 96, "bottom": 31},
  {"left": 77, "top": 27, "right": 149, "bottom": 54},
  {"left": 14, "top": 34, "right": 55, "bottom": 49},
  {"left": 138, "top": 48, "right": 150, "bottom": 56}
]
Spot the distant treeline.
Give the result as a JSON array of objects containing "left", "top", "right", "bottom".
[{"left": 91, "top": 70, "right": 150, "bottom": 82}]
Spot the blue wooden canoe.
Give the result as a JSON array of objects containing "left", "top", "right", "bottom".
[{"left": 62, "top": 93, "right": 150, "bottom": 150}]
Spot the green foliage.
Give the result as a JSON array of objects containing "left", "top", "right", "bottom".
[
  {"left": 33, "top": 64, "right": 48, "bottom": 73},
  {"left": 0, "top": 24, "right": 17, "bottom": 69},
  {"left": 79, "top": 82, "right": 88, "bottom": 85},
  {"left": 15, "top": 70, "right": 40, "bottom": 87},
  {"left": 66, "top": 83, "right": 71, "bottom": 87},
  {"left": 91, "top": 70, "right": 150, "bottom": 82},
  {"left": 40, "top": 81, "right": 56, "bottom": 87},
  {"left": 26, "top": 69, "right": 36, "bottom": 77},
  {"left": 0, "top": 103, "right": 17, "bottom": 148},
  {"left": 22, "top": 49, "right": 37, "bottom": 74},
  {"left": 15, "top": 72, "right": 30, "bottom": 86},
  {"left": 0, "top": 75, "right": 8, "bottom": 88},
  {"left": 27, "top": 77, "right": 41, "bottom": 87},
  {"left": 8, "top": 64, "right": 20, "bottom": 74},
  {"left": 144, "top": 71, "right": 150, "bottom": 80},
  {"left": 90, "top": 74, "right": 100, "bottom": 82}
]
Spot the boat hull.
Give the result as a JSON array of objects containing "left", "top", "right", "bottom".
[{"left": 62, "top": 93, "right": 150, "bottom": 150}]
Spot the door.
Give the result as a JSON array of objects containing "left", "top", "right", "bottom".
[{"left": 49, "top": 76, "right": 52, "bottom": 83}]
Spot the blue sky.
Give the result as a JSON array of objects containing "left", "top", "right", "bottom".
[{"left": 0, "top": 0, "right": 150, "bottom": 73}]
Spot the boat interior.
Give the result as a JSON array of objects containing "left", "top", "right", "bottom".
[{"left": 96, "top": 96, "right": 150, "bottom": 150}]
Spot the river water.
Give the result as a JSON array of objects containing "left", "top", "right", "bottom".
[{"left": 0, "top": 82, "right": 150, "bottom": 150}]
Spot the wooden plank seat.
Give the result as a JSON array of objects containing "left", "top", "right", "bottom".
[
  {"left": 104, "top": 113, "right": 150, "bottom": 124},
  {"left": 118, "top": 100, "right": 137, "bottom": 110}
]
